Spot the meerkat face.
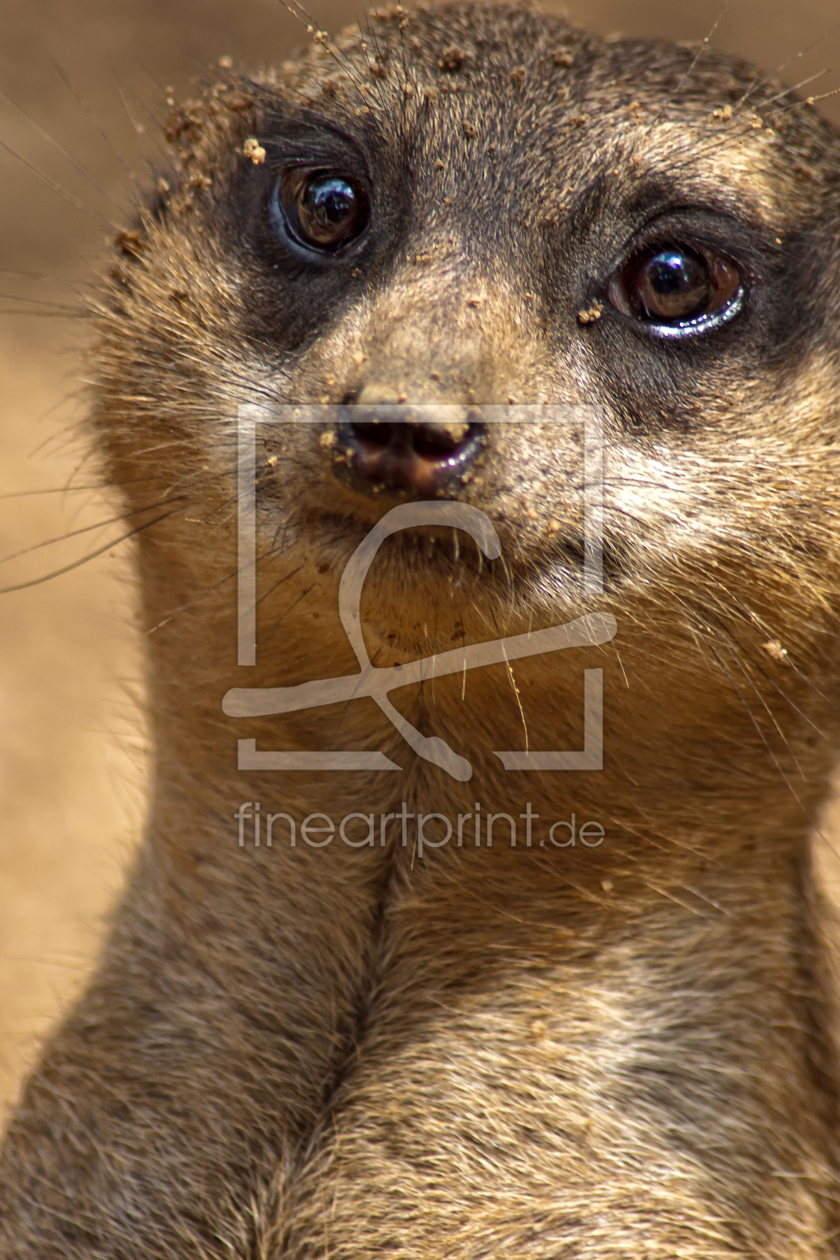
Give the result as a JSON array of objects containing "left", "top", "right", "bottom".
[{"left": 95, "top": 3, "right": 840, "bottom": 720}]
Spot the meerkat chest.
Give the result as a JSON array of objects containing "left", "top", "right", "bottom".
[{"left": 253, "top": 859, "right": 824, "bottom": 1260}]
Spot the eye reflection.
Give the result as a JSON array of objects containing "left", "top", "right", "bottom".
[
  {"left": 608, "top": 241, "right": 742, "bottom": 331},
  {"left": 276, "top": 168, "right": 370, "bottom": 253}
]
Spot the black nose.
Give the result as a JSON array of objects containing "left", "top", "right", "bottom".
[{"left": 333, "top": 404, "right": 486, "bottom": 497}]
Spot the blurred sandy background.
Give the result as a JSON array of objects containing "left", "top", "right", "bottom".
[{"left": 2, "top": 0, "right": 840, "bottom": 1119}]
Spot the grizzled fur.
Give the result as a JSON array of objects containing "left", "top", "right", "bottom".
[{"left": 3, "top": 2, "right": 840, "bottom": 1256}]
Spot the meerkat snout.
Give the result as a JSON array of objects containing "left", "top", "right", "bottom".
[
  {"left": 319, "top": 279, "right": 504, "bottom": 495},
  {"left": 333, "top": 400, "right": 485, "bottom": 496}
]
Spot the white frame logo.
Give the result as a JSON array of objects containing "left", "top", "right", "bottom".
[{"left": 223, "top": 405, "right": 616, "bottom": 781}]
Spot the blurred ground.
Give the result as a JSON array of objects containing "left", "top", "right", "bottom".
[{"left": 2, "top": 0, "right": 840, "bottom": 1118}]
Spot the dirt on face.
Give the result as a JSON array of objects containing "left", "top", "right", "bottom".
[{"left": 1, "top": 0, "right": 840, "bottom": 1125}]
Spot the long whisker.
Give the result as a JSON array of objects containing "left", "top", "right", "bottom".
[
  {"left": 0, "top": 473, "right": 169, "bottom": 500},
  {"left": 0, "top": 269, "right": 61, "bottom": 281},
  {"left": 712, "top": 591, "right": 840, "bottom": 727},
  {"left": 0, "top": 510, "right": 176, "bottom": 596},
  {"left": 145, "top": 552, "right": 301, "bottom": 636},
  {"left": 0, "top": 293, "right": 89, "bottom": 316},
  {"left": 0, "top": 497, "right": 188, "bottom": 568},
  {"left": 735, "top": 16, "right": 840, "bottom": 113},
  {"left": 49, "top": 56, "right": 143, "bottom": 196},
  {"left": 704, "top": 617, "right": 807, "bottom": 779},
  {"left": 110, "top": 71, "right": 162, "bottom": 170},
  {"left": 0, "top": 85, "right": 124, "bottom": 211},
  {"left": 0, "top": 133, "right": 113, "bottom": 229},
  {"left": 669, "top": 588, "right": 836, "bottom": 848},
  {"left": 649, "top": 0, "right": 733, "bottom": 130},
  {"left": 704, "top": 638, "right": 811, "bottom": 804},
  {"left": 0, "top": 306, "right": 86, "bottom": 318},
  {"left": 277, "top": 0, "right": 370, "bottom": 101},
  {"left": 763, "top": 67, "right": 831, "bottom": 107}
]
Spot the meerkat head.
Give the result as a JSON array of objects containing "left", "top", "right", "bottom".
[{"left": 90, "top": 2, "right": 840, "bottom": 797}]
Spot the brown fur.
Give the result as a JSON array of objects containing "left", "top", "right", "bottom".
[{"left": 3, "top": 2, "right": 840, "bottom": 1254}]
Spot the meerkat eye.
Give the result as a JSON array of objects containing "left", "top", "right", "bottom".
[
  {"left": 275, "top": 168, "right": 370, "bottom": 253},
  {"left": 607, "top": 243, "right": 742, "bottom": 335}
]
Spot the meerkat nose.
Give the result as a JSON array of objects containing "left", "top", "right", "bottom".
[{"left": 333, "top": 394, "right": 486, "bottom": 498}]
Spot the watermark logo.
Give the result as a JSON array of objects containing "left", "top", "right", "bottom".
[
  {"left": 222, "top": 405, "right": 616, "bottom": 781},
  {"left": 232, "top": 800, "right": 606, "bottom": 854}
]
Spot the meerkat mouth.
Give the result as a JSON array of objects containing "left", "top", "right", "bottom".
[{"left": 261, "top": 402, "right": 600, "bottom": 597}]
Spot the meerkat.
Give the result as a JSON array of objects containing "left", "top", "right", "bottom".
[{"left": 3, "top": 1, "right": 840, "bottom": 1255}]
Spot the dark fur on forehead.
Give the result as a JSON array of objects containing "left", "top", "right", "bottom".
[
  {"left": 139, "top": 0, "right": 840, "bottom": 260},
  {"left": 246, "top": 2, "right": 840, "bottom": 171}
]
